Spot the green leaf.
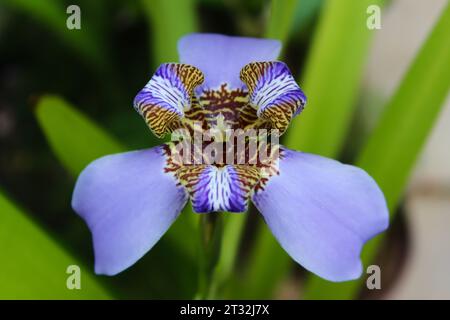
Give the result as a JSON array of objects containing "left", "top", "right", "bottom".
[
  {"left": 0, "top": 190, "right": 111, "bottom": 299},
  {"left": 291, "top": 0, "right": 324, "bottom": 34},
  {"left": 265, "top": 0, "right": 300, "bottom": 44},
  {"left": 35, "top": 95, "right": 125, "bottom": 176},
  {"left": 285, "top": 0, "right": 385, "bottom": 156},
  {"left": 213, "top": 213, "right": 247, "bottom": 296},
  {"left": 304, "top": 2, "right": 450, "bottom": 299},
  {"left": 235, "top": 221, "right": 291, "bottom": 299},
  {"left": 141, "top": 0, "right": 198, "bottom": 67},
  {"left": 242, "top": 0, "right": 385, "bottom": 298}
]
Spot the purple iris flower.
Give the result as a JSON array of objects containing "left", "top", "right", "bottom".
[{"left": 72, "top": 34, "right": 389, "bottom": 282}]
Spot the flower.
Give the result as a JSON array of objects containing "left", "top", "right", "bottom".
[{"left": 72, "top": 33, "right": 389, "bottom": 282}]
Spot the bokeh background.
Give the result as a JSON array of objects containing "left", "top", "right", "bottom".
[{"left": 0, "top": 0, "right": 449, "bottom": 299}]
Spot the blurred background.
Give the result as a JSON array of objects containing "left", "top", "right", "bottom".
[{"left": 0, "top": 0, "right": 449, "bottom": 299}]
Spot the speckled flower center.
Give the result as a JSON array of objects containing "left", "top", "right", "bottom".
[{"left": 133, "top": 62, "right": 306, "bottom": 212}]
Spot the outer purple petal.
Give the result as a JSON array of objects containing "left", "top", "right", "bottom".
[
  {"left": 178, "top": 33, "right": 281, "bottom": 90},
  {"left": 252, "top": 148, "right": 389, "bottom": 282},
  {"left": 72, "top": 147, "right": 188, "bottom": 275}
]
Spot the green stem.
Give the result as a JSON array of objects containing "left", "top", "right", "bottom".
[
  {"left": 196, "top": 213, "right": 224, "bottom": 299},
  {"left": 214, "top": 213, "right": 247, "bottom": 296}
]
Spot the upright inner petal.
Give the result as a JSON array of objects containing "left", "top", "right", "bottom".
[
  {"left": 134, "top": 63, "right": 204, "bottom": 138},
  {"left": 240, "top": 61, "right": 307, "bottom": 134}
]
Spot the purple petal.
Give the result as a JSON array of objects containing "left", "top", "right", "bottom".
[
  {"left": 134, "top": 63, "right": 204, "bottom": 138},
  {"left": 252, "top": 148, "right": 389, "bottom": 282},
  {"left": 240, "top": 62, "right": 306, "bottom": 134},
  {"left": 72, "top": 147, "right": 188, "bottom": 275},
  {"left": 178, "top": 33, "right": 281, "bottom": 91}
]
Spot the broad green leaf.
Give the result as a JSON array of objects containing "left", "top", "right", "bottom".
[
  {"left": 286, "top": 0, "right": 385, "bottom": 156},
  {"left": 242, "top": 0, "right": 385, "bottom": 298},
  {"left": 304, "top": 2, "right": 450, "bottom": 299},
  {"left": 291, "top": 0, "right": 324, "bottom": 34},
  {"left": 35, "top": 95, "right": 125, "bottom": 176},
  {"left": 141, "top": 0, "right": 198, "bottom": 67},
  {"left": 0, "top": 190, "right": 111, "bottom": 299},
  {"left": 265, "top": 0, "right": 300, "bottom": 44}
]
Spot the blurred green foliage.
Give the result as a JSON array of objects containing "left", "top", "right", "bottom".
[
  {"left": 265, "top": 0, "right": 299, "bottom": 44},
  {"left": 287, "top": 0, "right": 386, "bottom": 156},
  {"left": 142, "top": 0, "right": 198, "bottom": 66},
  {"left": 35, "top": 96, "right": 124, "bottom": 176},
  {"left": 0, "top": 0, "right": 449, "bottom": 300},
  {"left": 0, "top": 190, "right": 110, "bottom": 299}
]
